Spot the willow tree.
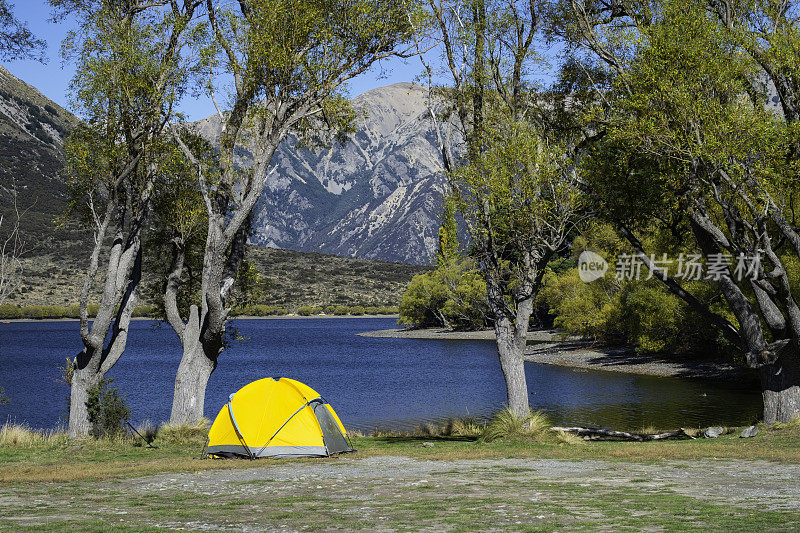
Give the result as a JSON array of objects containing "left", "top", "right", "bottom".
[
  {"left": 166, "top": 0, "right": 420, "bottom": 425},
  {"left": 558, "top": 0, "right": 800, "bottom": 422},
  {"left": 0, "top": 0, "right": 46, "bottom": 61},
  {"left": 55, "top": 0, "right": 202, "bottom": 438},
  {"left": 428, "top": 0, "right": 581, "bottom": 417}
]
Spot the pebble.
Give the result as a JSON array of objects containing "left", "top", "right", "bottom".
[
  {"left": 740, "top": 426, "right": 758, "bottom": 438},
  {"left": 704, "top": 427, "right": 724, "bottom": 438}
]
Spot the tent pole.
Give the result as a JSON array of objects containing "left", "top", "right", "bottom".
[{"left": 228, "top": 399, "right": 255, "bottom": 460}]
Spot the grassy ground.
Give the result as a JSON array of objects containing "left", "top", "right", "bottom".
[
  {"left": 3, "top": 420, "right": 800, "bottom": 484},
  {"left": 2, "top": 422, "right": 800, "bottom": 530}
]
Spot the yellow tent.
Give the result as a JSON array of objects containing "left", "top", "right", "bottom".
[{"left": 205, "top": 378, "right": 354, "bottom": 459}]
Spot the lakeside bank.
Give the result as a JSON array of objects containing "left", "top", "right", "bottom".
[
  {"left": 360, "top": 327, "right": 756, "bottom": 383},
  {"left": 1, "top": 314, "right": 400, "bottom": 323}
]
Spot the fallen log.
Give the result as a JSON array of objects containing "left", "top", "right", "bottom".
[{"left": 551, "top": 427, "right": 692, "bottom": 442}]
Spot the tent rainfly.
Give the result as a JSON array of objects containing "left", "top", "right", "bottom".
[{"left": 205, "top": 378, "right": 355, "bottom": 459}]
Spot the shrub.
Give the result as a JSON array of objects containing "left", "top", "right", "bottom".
[
  {"left": 86, "top": 378, "right": 131, "bottom": 439},
  {"left": 232, "top": 304, "right": 288, "bottom": 316},
  {"left": 132, "top": 305, "right": 157, "bottom": 317},
  {"left": 399, "top": 258, "right": 488, "bottom": 329},
  {"left": 324, "top": 305, "right": 338, "bottom": 315},
  {"left": 333, "top": 305, "right": 349, "bottom": 315},
  {"left": 349, "top": 305, "right": 365, "bottom": 316},
  {"left": 364, "top": 306, "right": 379, "bottom": 315},
  {"left": 297, "top": 306, "right": 314, "bottom": 316}
]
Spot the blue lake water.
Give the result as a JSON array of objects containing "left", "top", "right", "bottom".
[{"left": 0, "top": 317, "right": 762, "bottom": 431}]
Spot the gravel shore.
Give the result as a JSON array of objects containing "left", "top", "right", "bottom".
[{"left": 360, "top": 327, "right": 756, "bottom": 382}]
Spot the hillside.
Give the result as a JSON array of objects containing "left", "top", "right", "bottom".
[
  {"left": 0, "top": 66, "right": 86, "bottom": 260},
  {"left": 0, "top": 68, "right": 432, "bottom": 312},
  {"left": 10, "top": 245, "right": 428, "bottom": 311}
]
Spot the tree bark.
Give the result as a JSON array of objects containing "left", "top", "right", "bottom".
[
  {"left": 170, "top": 306, "right": 216, "bottom": 424},
  {"left": 68, "top": 368, "right": 102, "bottom": 439},
  {"left": 760, "top": 347, "right": 800, "bottom": 424},
  {"left": 69, "top": 237, "right": 142, "bottom": 438},
  {"left": 491, "top": 289, "right": 534, "bottom": 419}
]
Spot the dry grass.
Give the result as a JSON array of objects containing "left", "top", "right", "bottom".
[
  {"left": 0, "top": 424, "right": 67, "bottom": 446},
  {"left": 1, "top": 422, "right": 800, "bottom": 483},
  {"left": 154, "top": 419, "right": 210, "bottom": 446},
  {"left": 772, "top": 415, "right": 800, "bottom": 430},
  {"left": 553, "top": 429, "right": 587, "bottom": 445}
]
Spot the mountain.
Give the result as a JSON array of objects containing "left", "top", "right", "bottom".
[
  {"left": 0, "top": 66, "right": 77, "bottom": 245},
  {"left": 195, "top": 83, "right": 448, "bottom": 265}
]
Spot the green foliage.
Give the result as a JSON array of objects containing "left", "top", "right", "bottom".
[
  {"left": 349, "top": 305, "right": 365, "bottom": 316},
  {"left": 539, "top": 224, "right": 735, "bottom": 355},
  {"left": 399, "top": 257, "right": 488, "bottom": 329},
  {"left": 0, "top": 304, "right": 157, "bottom": 319},
  {"left": 436, "top": 195, "right": 460, "bottom": 267},
  {"left": 230, "top": 305, "right": 287, "bottom": 317},
  {"left": 0, "top": 0, "right": 46, "bottom": 62},
  {"left": 86, "top": 378, "right": 130, "bottom": 439}
]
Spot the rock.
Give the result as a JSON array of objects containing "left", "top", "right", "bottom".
[
  {"left": 704, "top": 427, "right": 724, "bottom": 438},
  {"left": 421, "top": 442, "right": 435, "bottom": 448},
  {"left": 740, "top": 426, "right": 758, "bottom": 438}
]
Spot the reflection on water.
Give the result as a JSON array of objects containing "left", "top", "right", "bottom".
[{"left": 0, "top": 318, "right": 762, "bottom": 432}]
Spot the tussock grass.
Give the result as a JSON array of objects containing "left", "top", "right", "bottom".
[
  {"left": 772, "top": 415, "right": 800, "bottom": 430},
  {"left": 0, "top": 424, "right": 66, "bottom": 446},
  {"left": 481, "top": 408, "right": 552, "bottom": 443},
  {"left": 155, "top": 419, "right": 210, "bottom": 446},
  {"left": 553, "top": 429, "right": 587, "bottom": 445},
  {"left": 444, "top": 417, "right": 484, "bottom": 437}
]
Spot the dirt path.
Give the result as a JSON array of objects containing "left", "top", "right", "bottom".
[{"left": 3, "top": 456, "right": 799, "bottom": 531}]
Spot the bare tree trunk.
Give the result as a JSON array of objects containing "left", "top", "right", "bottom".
[
  {"left": 166, "top": 219, "right": 247, "bottom": 425},
  {"left": 760, "top": 348, "right": 800, "bottom": 424},
  {"left": 68, "top": 242, "right": 142, "bottom": 438},
  {"left": 495, "top": 316, "right": 530, "bottom": 418},
  {"left": 491, "top": 287, "right": 534, "bottom": 418},
  {"left": 68, "top": 368, "right": 101, "bottom": 438},
  {"left": 169, "top": 306, "right": 216, "bottom": 424}
]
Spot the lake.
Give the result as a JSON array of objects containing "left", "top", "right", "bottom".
[{"left": 0, "top": 317, "right": 762, "bottom": 432}]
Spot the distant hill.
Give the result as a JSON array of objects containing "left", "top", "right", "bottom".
[{"left": 12, "top": 244, "right": 428, "bottom": 311}]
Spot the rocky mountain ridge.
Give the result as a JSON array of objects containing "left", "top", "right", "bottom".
[{"left": 195, "top": 82, "right": 448, "bottom": 265}]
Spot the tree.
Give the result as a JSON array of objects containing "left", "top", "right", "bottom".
[
  {"left": 0, "top": 185, "right": 25, "bottom": 304},
  {"left": 558, "top": 0, "right": 800, "bottom": 422},
  {"left": 428, "top": 0, "right": 581, "bottom": 417},
  {"left": 165, "top": 0, "right": 420, "bottom": 425},
  {"left": 436, "top": 195, "right": 460, "bottom": 266},
  {"left": 56, "top": 0, "right": 202, "bottom": 438},
  {"left": 0, "top": 0, "right": 46, "bottom": 62},
  {"left": 400, "top": 193, "right": 489, "bottom": 330}
]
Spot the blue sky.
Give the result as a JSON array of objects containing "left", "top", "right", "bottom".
[{"left": 6, "top": 1, "right": 423, "bottom": 120}]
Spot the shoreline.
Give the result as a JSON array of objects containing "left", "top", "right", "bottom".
[
  {"left": 1, "top": 314, "right": 399, "bottom": 324},
  {"left": 360, "top": 327, "right": 757, "bottom": 383}
]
